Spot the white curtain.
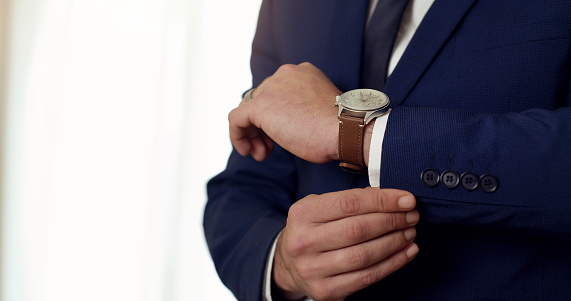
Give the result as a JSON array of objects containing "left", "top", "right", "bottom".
[{"left": 1, "top": 0, "right": 261, "bottom": 300}]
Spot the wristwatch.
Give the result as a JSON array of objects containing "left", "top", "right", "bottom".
[{"left": 335, "top": 89, "right": 390, "bottom": 173}]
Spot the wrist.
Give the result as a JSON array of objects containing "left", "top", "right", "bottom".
[
  {"left": 335, "top": 89, "right": 388, "bottom": 173},
  {"left": 271, "top": 279, "right": 306, "bottom": 301},
  {"left": 329, "top": 90, "right": 342, "bottom": 162},
  {"left": 331, "top": 117, "right": 340, "bottom": 162},
  {"left": 272, "top": 237, "right": 306, "bottom": 301},
  {"left": 363, "top": 119, "right": 375, "bottom": 167}
]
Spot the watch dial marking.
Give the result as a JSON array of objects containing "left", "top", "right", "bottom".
[{"left": 341, "top": 89, "right": 389, "bottom": 110}]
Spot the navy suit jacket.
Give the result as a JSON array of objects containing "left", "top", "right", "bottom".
[{"left": 205, "top": 0, "right": 571, "bottom": 300}]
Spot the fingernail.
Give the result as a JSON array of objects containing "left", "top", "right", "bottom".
[
  {"left": 406, "top": 243, "right": 419, "bottom": 259},
  {"left": 406, "top": 210, "right": 420, "bottom": 225},
  {"left": 404, "top": 227, "right": 416, "bottom": 241},
  {"left": 398, "top": 195, "right": 415, "bottom": 209}
]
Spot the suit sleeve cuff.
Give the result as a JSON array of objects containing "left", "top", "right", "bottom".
[{"left": 368, "top": 109, "right": 391, "bottom": 187}]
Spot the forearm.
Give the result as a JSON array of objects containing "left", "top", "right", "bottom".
[{"left": 204, "top": 147, "right": 295, "bottom": 300}]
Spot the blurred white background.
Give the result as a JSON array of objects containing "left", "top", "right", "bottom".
[{"left": 0, "top": 0, "right": 262, "bottom": 300}]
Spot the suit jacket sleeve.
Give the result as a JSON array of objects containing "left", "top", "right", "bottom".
[
  {"left": 380, "top": 105, "right": 571, "bottom": 240},
  {"left": 375, "top": 3, "right": 571, "bottom": 241},
  {"left": 203, "top": 1, "right": 294, "bottom": 300}
]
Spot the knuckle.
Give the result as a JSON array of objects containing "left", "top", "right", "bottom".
[
  {"left": 277, "top": 63, "right": 296, "bottom": 73},
  {"left": 339, "top": 193, "right": 361, "bottom": 215},
  {"left": 288, "top": 201, "right": 307, "bottom": 221},
  {"left": 227, "top": 109, "right": 236, "bottom": 122},
  {"left": 303, "top": 193, "right": 319, "bottom": 203},
  {"left": 358, "top": 269, "right": 379, "bottom": 288},
  {"left": 385, "top": 235, "right": 401, "bottom": 253},
  {"left": 345, "top": 219, "right": 369, "bottom": 242},
  {"left": 385, "top": 214, "right": 399, "bottom": 231},
  {"left": 286, "top": 235, "right": 310, "bottom": 257},
  {"left": 348, "top": 246, "right": 371, "bottom": 268},
  {"left": 296, "top": 260, "right": 317, "bottom": 279},
  {"left": 309, "top": 282, "right": 334, "bottom": 301},
  {"left": 374, "top": 191, "right": 389, "bottom": 212}
]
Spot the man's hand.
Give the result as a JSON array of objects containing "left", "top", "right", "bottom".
[
  {"left": 273, "top": 188, "right": 420, "bottom": 301},
  {"left": 229, "top": 62, "right": 342, "bottom": 163}
]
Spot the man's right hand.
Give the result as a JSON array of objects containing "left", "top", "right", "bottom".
[
  {"left": 228, "top": 62, "right": 341, "bottom": 164},
  {"left": 273, "top": 188, "right": 420, "bottom": 301}
]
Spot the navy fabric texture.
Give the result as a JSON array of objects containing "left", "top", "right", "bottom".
[{"left": 204, "top": 0, "right": 571, "bottom": 300}]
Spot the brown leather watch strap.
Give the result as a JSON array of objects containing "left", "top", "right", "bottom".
[{"left": 338, "top": 113, "right": 366, "bottom": 173}]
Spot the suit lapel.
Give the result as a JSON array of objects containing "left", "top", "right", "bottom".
[
  {"left": 322, "top": 0, "right": 370, "bottom": 91},
  {"left": 384, "top": 0, "right": 478, "bottom": 106}
]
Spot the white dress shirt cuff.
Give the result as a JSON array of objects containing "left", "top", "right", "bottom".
[
  {"left": 263, "top": 231, "right": 312, "bottom": 301},
  {"left": 368, "top": 109, "right": 391, "bottom": 187},
  {"left": 263, "top": 231, "right": 281, "bottom": 301}
]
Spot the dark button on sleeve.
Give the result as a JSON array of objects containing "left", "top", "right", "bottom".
[
  {"left": 441, "top": 170, "right": 460, "bottom": 189},
  {"left": 480, "top": 175, "right": 499, "bottom": 193},
  {"left": 460, "top": 172, "right": 479, "bottom": 191},
  {"left": 421, "top": 169, "right": 440, "bottom": 187}
]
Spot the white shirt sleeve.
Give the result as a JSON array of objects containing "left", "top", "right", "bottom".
[
  {"left": 367, "top": 0, "right": 434, "bottom": 187},
  {"left": 263, "top": 231, "right": 312, "bottom": 301},
  {"left": 368, "top": 110, "right": 390, "bottom": 187},
  {"left": 262, "top": 232, "right": 280, "bottom": 301}
]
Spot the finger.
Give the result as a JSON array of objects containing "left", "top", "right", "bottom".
[
  {"left": 262, "top": 132, "right": 274, "bottom": 153},
  {"left": 308, "top": 210, "right": 419, "bottom": 251},
  {"left": 232, "top": 137, "right": 252, "bottom": 157},
  {"left": 241, "top": 88, "right": 256, "bottom": 104},
  {"left": 314, "top": 243, "right": 419, "bottom": 300},
  {"left": 250, "top": 133, "right": 271, "bottom": 161},
  {"left": 318, "top": 227, "right": 416, "bottom": 275},
  {"left": 297, "top": 62, "right": 321, "bottom": 73},
  {"left": 228, "top": 107, "right": 257, "bottom": 156},
  {"left": 292, "top": 188, "right": 416, "bottom": 224}
]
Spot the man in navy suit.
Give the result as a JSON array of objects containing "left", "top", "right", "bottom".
[{"left": 205, "top": 0, "right": 571, "bottom": 300}]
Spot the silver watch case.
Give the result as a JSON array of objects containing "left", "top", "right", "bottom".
[{"left": 335, "top": 89, "right": 390, "bottom": 124}]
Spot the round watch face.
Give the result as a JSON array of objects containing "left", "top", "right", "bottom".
[{"left": 340, "top": 89, "right": 389, "bottom": 111}]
